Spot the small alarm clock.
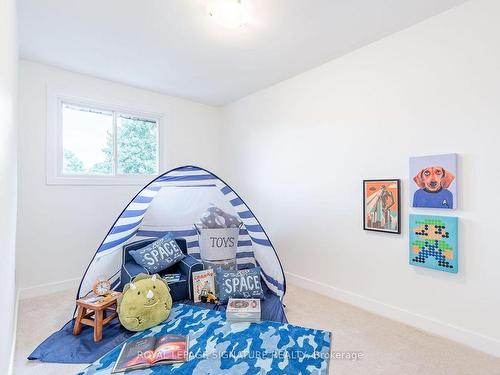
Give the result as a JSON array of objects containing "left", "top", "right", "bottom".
[{"left": 92, "top": 277, "right": 111, "bottom": 296}]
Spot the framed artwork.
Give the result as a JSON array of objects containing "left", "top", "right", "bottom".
[
  {"left": 409, "top": 214, "right": 458, "bottom": 273},
  {"left": 363, "top": 179, "right": 401, "bottom": 234},
  {"left": 410, "top": 153, "right": 457, "bottom": 209}
]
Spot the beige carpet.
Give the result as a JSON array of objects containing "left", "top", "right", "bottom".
[
  {"left": 285, "top": 285, "right": 500, "bottom": 375},
  {"left": 14, "top": 284, "right": 500, "bottom": 375}
]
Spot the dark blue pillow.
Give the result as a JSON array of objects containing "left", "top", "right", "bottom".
[
  {"left": 129, "top": 235, "right": 185, "bottom": 273},
  {"left": 215, "top": 267, "right": 264, "bottom": 303}
]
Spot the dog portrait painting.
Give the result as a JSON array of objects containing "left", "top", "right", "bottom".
[{"left": 410, "top": 154, "right": 457, "bottom": 209}]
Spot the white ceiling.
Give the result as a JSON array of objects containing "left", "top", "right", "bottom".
[{"left": 17, "top": 0, "right": 466, "bottom": 106}]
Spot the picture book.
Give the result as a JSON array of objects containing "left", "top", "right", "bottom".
[
  {"left": 192, "top": 269, "right": 215, "bottom": 302},
  {"left": 111, "top": 334, "right": 188, "bottom": 373}
]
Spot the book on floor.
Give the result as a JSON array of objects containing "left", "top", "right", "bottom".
[
  {"left": 111, "top": 334, "right": 188, "bottom": 373},
  {"left": 192, "top": 269, "right": 215, "bottom": 302},
  {"left": 226, "top": 298, "right": 261, "bottom": 323}
]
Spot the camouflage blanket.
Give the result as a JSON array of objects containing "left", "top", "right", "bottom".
[{"left": 79, "top": 304, "right": 331, "bottom": 374}]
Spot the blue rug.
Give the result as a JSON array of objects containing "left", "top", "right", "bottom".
[
  {"left": 29, "top": 294, "right": 286, "bottom": 364},
  {"left": 79, "top": 304, "right": 331, "bottom": 374}
]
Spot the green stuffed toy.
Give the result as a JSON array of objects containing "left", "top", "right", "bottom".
[{"left": 117, "top": 273, "right": 173, "bottom": 331}]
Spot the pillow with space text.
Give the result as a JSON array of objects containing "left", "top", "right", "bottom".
[
  {"left": 215, "top": 267, "right": 264, "bottom": 303},
  {"left": 129, "top": 234, "right": 185, "bottom": 273}
]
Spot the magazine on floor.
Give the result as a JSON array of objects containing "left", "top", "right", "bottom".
[{"left": 111, "top": 334, "right": 188, "bottom": 373}]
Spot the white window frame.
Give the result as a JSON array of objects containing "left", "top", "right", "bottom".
[{"left": 47, "top": 89, "right": 164, "bottom": 186}]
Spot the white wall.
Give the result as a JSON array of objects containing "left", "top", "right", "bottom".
[
  {"left": 0, "top": 0, "right": 18, "bottom": 373},
  {"left": 222, "top": 0, "right": 500, "bottom": 356},
  {"left": 17, "top": 61, "right": 222, "bottom": 294},
  {"left": 15, "top": 0, "right": 500, "bottom": 359}
]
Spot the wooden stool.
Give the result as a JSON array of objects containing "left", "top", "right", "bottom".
[{"left": 73, "top": 292, "right": 121, "bottom": 342}]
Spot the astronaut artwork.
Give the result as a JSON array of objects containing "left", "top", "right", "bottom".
[{"left": 363, "top": 179, "right": 401, "bottom": 234}]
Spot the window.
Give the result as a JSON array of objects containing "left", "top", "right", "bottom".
[{"left": 47, "top": 91, "right": 163, "bottom": 185}]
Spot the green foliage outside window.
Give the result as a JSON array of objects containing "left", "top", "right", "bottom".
[
  {"left": 117, "top": 118, "right": 157, "bottom": 174},
  {"left": 63, "top": 149, "right": 85, "bottom": 173},
  {"left": 63, "top": 118, "right": 158, "bottom": 175}
]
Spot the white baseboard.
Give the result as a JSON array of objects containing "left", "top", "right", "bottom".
[
  {"left": 18, "top": 277, "right": 80, "bottom": 300},
  {"left": 285, "top": 271, "right": 500, "bottom": 358}
]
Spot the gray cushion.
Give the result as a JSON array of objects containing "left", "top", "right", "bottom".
[
  {"left": 215, "top": 267, "right": 264, "bottom": 303},
  {"left": 129, "top": 234, "right": 185, "bottom": 273}
]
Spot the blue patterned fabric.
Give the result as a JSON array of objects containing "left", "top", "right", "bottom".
[
  {"left": 216, "top": 267, "right": 265, "bottom": 303},
  {"left": 28, "top": 295, "right": 286, "bottom": 364},
  {"left": 79, "top": 304, "right": 330, "bottom": 375},
  {"left": 129, "top": 235, "right": 185, "bottom": 273}
]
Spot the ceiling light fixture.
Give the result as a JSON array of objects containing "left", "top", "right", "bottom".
[{"left": 206, "top": 0, "right": 254, "bottom": 29}]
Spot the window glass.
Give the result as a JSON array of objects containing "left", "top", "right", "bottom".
[
  {"left": 117, "top": 115, "right": 159, "bottom": 175},
  {"left": 62, "top": 104, "right": 113, "bottom": 175}
]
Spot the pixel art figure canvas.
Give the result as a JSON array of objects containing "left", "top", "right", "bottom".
[
  {"left": 410, "top": 153, "right": 457, "bottom": 209},
  {"left": 409, "top": 215, "right": 458, "bottom": 273}
]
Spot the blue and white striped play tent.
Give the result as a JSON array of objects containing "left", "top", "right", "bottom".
[{"left": 77, "top": 165, "right": 286, "bottom": 301}]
